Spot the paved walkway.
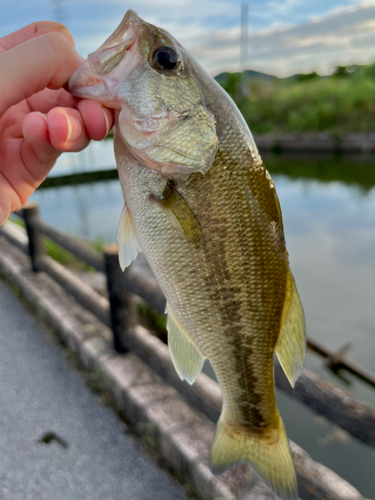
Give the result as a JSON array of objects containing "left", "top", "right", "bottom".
[{"left": 0, "top": 279, "right": 189, "bottom": 500}]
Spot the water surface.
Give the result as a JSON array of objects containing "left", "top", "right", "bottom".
[{"left": 30, "top": 143, "right": 375, "bottom": 498}]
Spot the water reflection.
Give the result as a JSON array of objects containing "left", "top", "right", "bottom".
[
  {"left": 32, "top": 180, "right": 123, "bottom": 242},
  {"left": 276, "top": 176, "right": 375, "bottom": 375},
  {"left": 50, "top": 139, "right": 116, "bottom": 177},
  {"left": 29, "top": 148, "right": 375, "bottom": 498},
  {"left": 263, "top": 152, "right": 375, "bottom": 191},
  {"left": 276, "top": 390, "right": 375, "bottom": 495}
]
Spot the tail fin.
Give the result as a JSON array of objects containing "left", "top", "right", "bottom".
[{"left": 210, "top": 411, "right": 298, "bottom": 500}]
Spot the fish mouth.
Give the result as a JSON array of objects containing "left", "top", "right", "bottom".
[
  {"left": 86, "top": 33, "right": 139, "bottom": 77},
  {"left": 106, "top": 9, "right": 140, "bottom": 42},
  {"left": 67, "top": 9, "right": 141, "bottom": 103}
]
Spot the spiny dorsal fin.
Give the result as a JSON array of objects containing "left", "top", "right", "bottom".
[
  {"left": 275, "top": 272, "right": 306, "bottom": 387},
  {"left": 117, "top": 204, "right": 141, "bottom": 271},
  {"left": 154, "top": 182, "right": 202, "bottom": 246},
  {"left": 166, "top": 303, "right": 206, "bottom": 385}
]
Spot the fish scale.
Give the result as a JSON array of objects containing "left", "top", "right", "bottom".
[
  {"left": 119, "top": 121, "right": 286, "bottom": 428},
  {"left": 68, "top": 10, "right": 306, "bottom": 499}
]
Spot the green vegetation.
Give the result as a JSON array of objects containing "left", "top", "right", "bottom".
[
  {"left": 43, "top": 238, "right": 97, "bottom": 272},
  {"left": 45, "top": 235, "right": 105, "bottom": 271},
  {"left": 217, "top": 63, "right": 375, "bottom": 134},
  {"left": 137, "top": 302, "right": 167, "bottom": 342},
  {"left": 89, "top": 237, "right": 106, "bottom": 253},
  {"left": 9, "top": 216, "right": 105, "bottom": 271},
  {"left": 11, "top": 217, "right": 25, "bottom": 228}
]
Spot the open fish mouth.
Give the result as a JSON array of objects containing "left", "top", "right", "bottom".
[
  {"left": 67, "top": 10, "right": 141, "bottom": 103},
  {"left": 86, "top": 34, "right": 139, "bottom": 77}
]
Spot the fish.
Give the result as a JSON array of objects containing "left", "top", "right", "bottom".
[{"left": 68, "top": 10, "right": 306, "bottom": 500}]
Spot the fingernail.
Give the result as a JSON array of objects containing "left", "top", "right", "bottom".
[
  {"left": 65, "top": 114, "right": 82, "bottom": 142},
  {"left": 103, "top": 109, "right": 111, "bottom": 136},
  {"left": 35, "top": 111, "right": 48, "bottom": 123},
  {"left": 0, "top": 206, "right": 5, "bottom": 226}
]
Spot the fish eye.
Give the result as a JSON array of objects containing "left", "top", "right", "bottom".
[{"left": 152, "top": 46, "right": 179, "bottom": 72}]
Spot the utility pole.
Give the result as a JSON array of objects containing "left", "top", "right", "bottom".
[
  {"left": 52, "top": 0, "right": 66, "bottom": 24},
  {"left": 240, "top": 3, "right": 250, "bottom": 99}
]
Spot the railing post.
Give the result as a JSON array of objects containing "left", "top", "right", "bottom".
[
  {"left": 23, "top": 202, "right": 45, "bottom": 272},
  {"left": 104, "top": 243, "right": 137, "bottom": 353}
]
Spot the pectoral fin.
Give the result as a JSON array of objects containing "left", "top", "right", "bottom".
[
  {"left": 117, "top": 204, "right": 141, "bottom": 271},
  {"left": 166, "top": 303, "right": 206, "bottom": 384},
  {"left": 154, "top": 182, "right": 202, "bottom": 246},
  {"left": 276, "top": 272, "right": 306, "bottom": 387}
]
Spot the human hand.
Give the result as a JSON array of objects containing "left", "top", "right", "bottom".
[{"left": 0, "top": 21, "right": 114, "bottom": 225}]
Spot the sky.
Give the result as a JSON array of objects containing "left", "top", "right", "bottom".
[{"left": 1, "top": 0, "right": 375, "bottom": 77}]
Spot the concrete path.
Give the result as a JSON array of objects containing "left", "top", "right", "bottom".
[{"left": 0, "top": 279, "right": 189, "bottom": 500}]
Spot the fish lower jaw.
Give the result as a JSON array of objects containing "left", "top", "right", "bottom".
[{"left": 123, "top": 142, "right": 195, "bottom": 177}]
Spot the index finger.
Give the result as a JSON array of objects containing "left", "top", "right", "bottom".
[
  {"left": 0, "top": 32, "right": 83, "bottom": 115},
  {"left": 0, "top": 21, "right": 75, "bottom": 53}
]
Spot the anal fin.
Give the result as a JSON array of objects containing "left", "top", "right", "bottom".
[
  {"left": 117, "top": 204, "right": 141, "bottom": 271},
  {"left": 276, "top": 271, "right": 306, "bottom": 387},
  {"left": 166, "top": 304, "right": 206, "bottom": 385}
]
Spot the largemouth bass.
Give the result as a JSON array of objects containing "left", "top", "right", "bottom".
[{"left": 68, "top": 10, "right": 306, "bottom": 500}]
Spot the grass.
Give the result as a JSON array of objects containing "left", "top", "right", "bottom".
[
  {"left": 219, "top": 64, "right": 375, "bottom": 134},
  {"left": 43, "top": 238, "right": 93, "bottom": 271},
  {"left": 45, "top": 236, "right": 106, "bottom": 272},
  {"left": 137, "top": 302, "right": 167, "bottom": 343}
]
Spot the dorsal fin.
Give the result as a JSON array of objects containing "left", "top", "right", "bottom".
[
  {"left": 166, "top": 303, "right": 206, "bottom": 385},
  {"left": 275, "top": 272, "right": 306, "bottom": 387},
  {"left": 117, "top": 204, "right": 141, "bottom": 271}
]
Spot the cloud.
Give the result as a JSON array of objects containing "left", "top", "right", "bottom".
[
  {"left": 185, "top": 2, "right": 375, "bottom": 76},
  {"left": 3, "top": 0, "right": 374, "bottom": 78}
]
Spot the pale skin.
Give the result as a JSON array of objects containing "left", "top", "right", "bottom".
[{"left": 0, "top": 21, "right": 114, "bottom": 225}]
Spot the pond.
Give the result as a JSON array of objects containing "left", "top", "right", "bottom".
[{"left": 30, "top": 141, "right": 375, "bottom": 498}]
